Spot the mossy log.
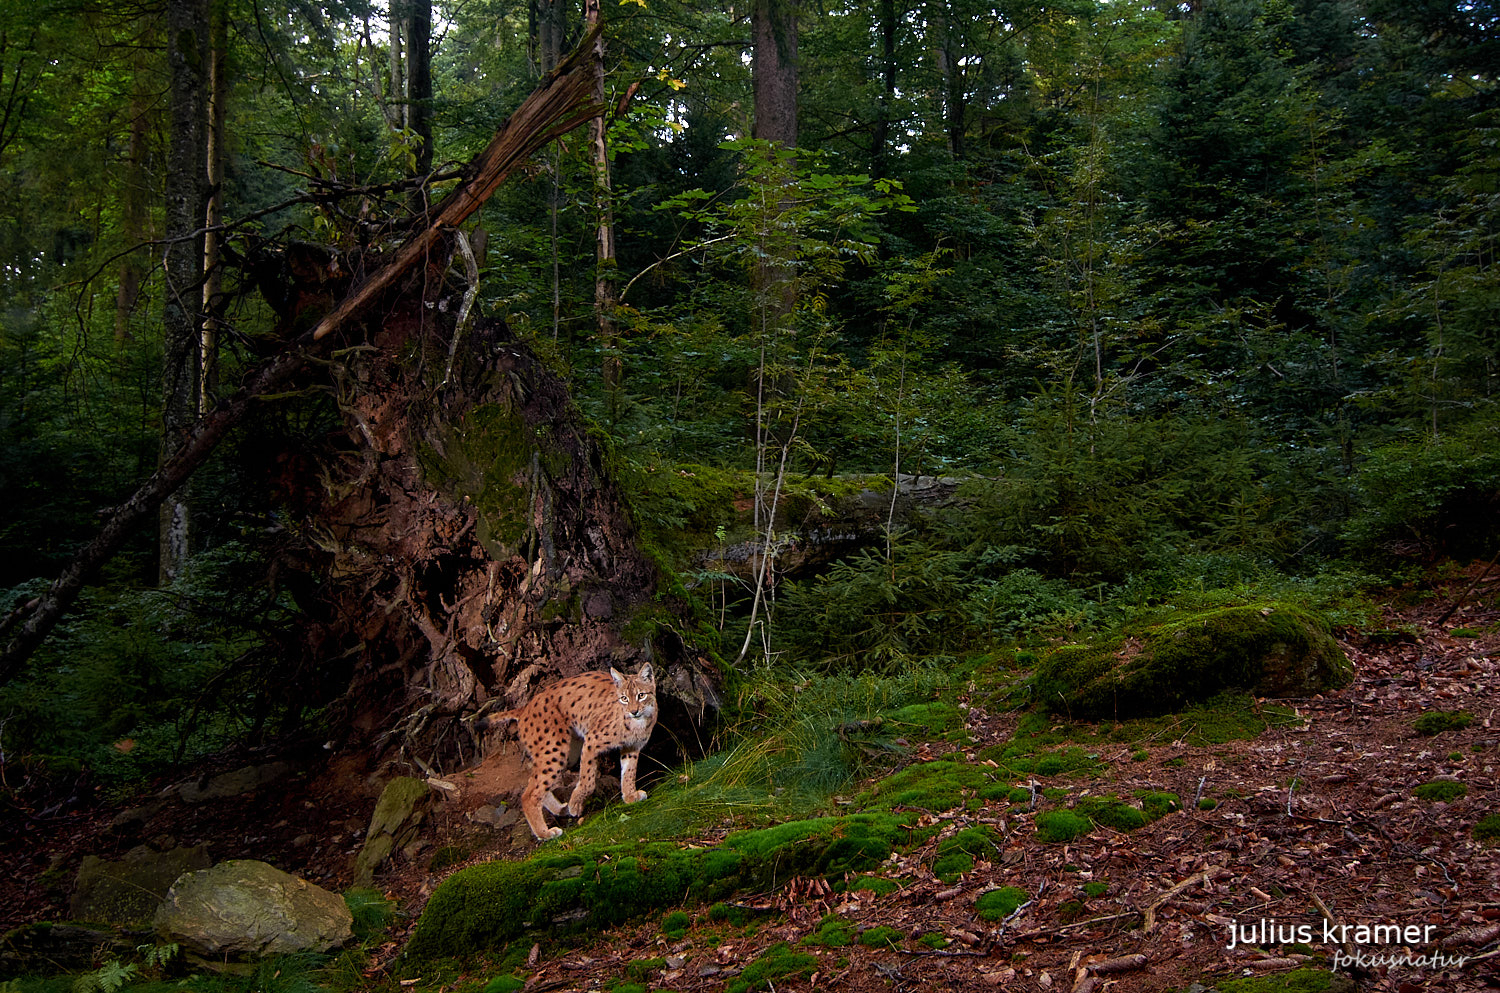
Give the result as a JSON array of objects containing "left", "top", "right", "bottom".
[
  {"left": 1032, "top": 604, "right": 1352, "bottom": 720},
  {"left": 403, "top": 812, "right": 909, "bottom": 960}
]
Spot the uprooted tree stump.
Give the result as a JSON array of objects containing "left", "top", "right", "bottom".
[{"left": 265, "top": 250, "right": 721, "bottom": 768}]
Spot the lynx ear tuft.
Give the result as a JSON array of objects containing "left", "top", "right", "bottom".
[
  {"left": 609, "top": 666, "right": 625, "bottom": 686},
  {"left": 638, "top": 662, "right": 655, "bottom": 684}
]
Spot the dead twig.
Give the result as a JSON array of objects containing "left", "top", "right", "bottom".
[{"left": 1143, "top": 870, "right": 1210, "bottom": 934}]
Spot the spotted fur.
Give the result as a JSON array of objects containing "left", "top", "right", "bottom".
[{"left": 504, "top": 663, "right": 657, "bottom": 840}]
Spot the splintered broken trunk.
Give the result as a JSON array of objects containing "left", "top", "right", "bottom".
[{"left": 268, "top": 246, "right": 719, "bottom": 768}]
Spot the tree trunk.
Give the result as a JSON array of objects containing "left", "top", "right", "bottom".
[
  {"left": 585, "top": 0, "right": 620, "bottom": 394},
  {"left": 871, "top": 0, "right": 897, "bottom": 180},
  {"left": 934, "top": 4, "right": 966, "bottom": 159},
  {"left": 114, "top": 39, "right": 153, "bottom": 346},
  {"left": 160, "top": 0, "right": 210, "bottom": 585},
  {"left": 404, "top": 0, "right": 433, "bottom": 183},
  {"left": 752, "top": 0, "right": 798, "bottom": 149},
  {"left": 200, "top": 0, "right": 228, "bottom": 407},
  {"left": 0, "top": 37, "right": 621, "bottom": 703}
]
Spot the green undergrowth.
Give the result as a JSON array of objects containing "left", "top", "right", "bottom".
[
  {"left": 975, "top": 886, "right": 1030, "bottom": 921},
  {"left": 563, "top": 664, "right": 952, "bottom": 845},
  {"left": 406, "top": 615, "right": 1305, "bottom": 966}
]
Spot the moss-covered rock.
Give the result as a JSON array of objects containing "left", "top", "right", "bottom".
[
  {"left": 70, "top": 844, "right": 212, "bottom": 926},
  {"left": 354, "top": 777, "right": 431, "bottom": 887},
  {"left": 404, "top": 812, "right": 910, "bottom": 960},
  {"left": 1032, "top": 604, "right": 1351, "bottom": 720}
]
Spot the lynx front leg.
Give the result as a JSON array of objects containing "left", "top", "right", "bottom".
[
  {"left": 620, "top": 748, "right": 648, "bottom": 803},
  {"left": 566, "top": 739, "right": 602, "bottom": 817}
]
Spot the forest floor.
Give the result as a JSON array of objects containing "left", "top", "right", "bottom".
[{"left": 3, "top": 569, "right": 1499, "bottom": 993}]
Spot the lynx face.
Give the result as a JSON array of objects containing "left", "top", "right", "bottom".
[{"left": 611, "top": 663, "right": 657, "bottom": 727}]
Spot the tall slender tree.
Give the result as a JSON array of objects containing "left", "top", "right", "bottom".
[{"left": 159, "top": 0, "right": 210, "bottom": 585}]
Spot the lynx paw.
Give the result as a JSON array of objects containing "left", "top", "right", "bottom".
[
  {"left": 625, "top": 789, "right": 648, "bottom": 803},
  {"left": 542, "top": 825, "right": 563, "bottom": 840}
]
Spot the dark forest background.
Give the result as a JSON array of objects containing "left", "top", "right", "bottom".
[{"left": 0, "top": 0, "right": 1497, "bottom": 790}]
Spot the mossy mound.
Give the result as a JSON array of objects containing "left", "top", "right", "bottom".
[
  {"left": 1032, "top": 604, "right": 1350, "bottom": 720},
  {"left": 404, "top": 812, "right": 910, "bottom": 959}
]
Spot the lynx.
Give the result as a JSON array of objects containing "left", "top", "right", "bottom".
[{"left": 497, "top": 663, "right": 657, "bottom": 840}]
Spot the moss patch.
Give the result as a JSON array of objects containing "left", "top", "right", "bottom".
[
  {"left": 1474, "top": 814, "right": 1500, "bottom": 843},
  {"left": 1216, "top": 967, "right": 1349, "bottom": 992},
  {"left": 858, "top": 926, "right": 904, "bottom": 949},
  {"left": 728, "top": 943, "right": 818, "bottom": 993},
  {"left": 931, "top": 827, "right": 1001, "bottom": 883},
  {"left": 849, "top": 875, "right": 902, "bottom": 897},
  {"left": 1032, "top": 604, "right": 1350, "bottom": 720},
  {"left": 1035, "top": 809, "right": 1091, "bottom": 843},
  {"left": 1413, "top": 780, "right": 1467, "bottom": 802},
  {"left": 974, "top": 886, "right": 1029, "bottom": 921},
  {"left": 800, "top": 916, "right": 854, "bottom": 948},
  {"left": 1413, "top": 710, "right": 1474, "bottom": 736},
  {"left": 416, "top": 403, "right": 538, "bottom": 560}
]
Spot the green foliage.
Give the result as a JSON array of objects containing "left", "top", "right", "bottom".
[
  {"left": 799, "top": 916, "right": 854, "bottom": 948},
  {"left": 849, "top": 875, "right": 901, "bottom": 897},
  {"left": 1412, "top": 781, "right": 1467, "bottom": 803},
  {"left": 343, "top": 889, "right": 397, "bottom": 942},
  {"left": 0, "top": 544, "right": 294, "bottom": 786},
  {"left": 1473, "top": 814, "right": 1500, "bottom": 843},
  {"left": 1413, "top": 710, "right": 1475, "bottom": 737},
  {"left": 1345, "top": 425, "right": 1500, "bottom": 560},
  {"left": 660, "top": 910, "right": 691, "bottom": 939},
  {"left": 931, "top": 828, "right": 1001, "bottom": 883},
  {"left": 404, "top": 812, "right": 912, "bottom": 959},
  {"left": 974, "top": 887, "right": 1030, "bottom": 921},
  {"left": 482, "top": 977, "right": 527, "bottom": 993}
]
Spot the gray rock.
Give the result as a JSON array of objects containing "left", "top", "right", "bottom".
[
  {"left": 70, "top": 844, "right": 212, "bottom": 926},
  {"left": 177, "top": 762, "right": 290, "bottom": 803},
  {"left": 153, "top": 860, "right": 353, "bottom": 963}
]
